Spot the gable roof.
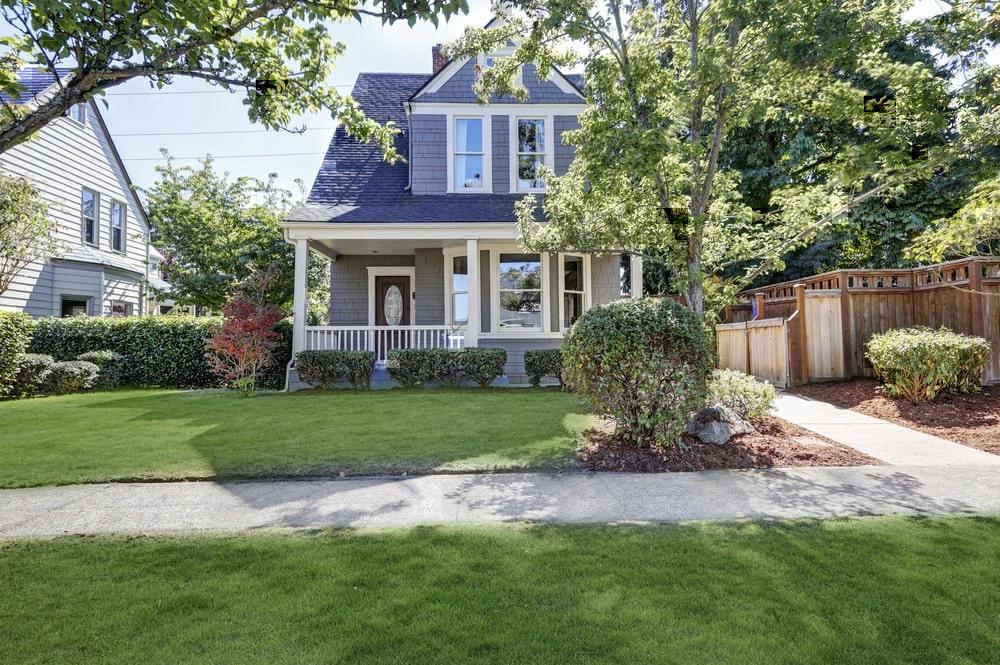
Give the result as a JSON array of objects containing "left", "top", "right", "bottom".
[
  {"left": 0, "top": 68, "right": 64, "bottom": 105},
  {"left": 292, "top": 72, "right": 540, "bottom": 224}
]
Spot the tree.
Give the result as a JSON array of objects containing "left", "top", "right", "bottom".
[
  {"left": 0, "top": 0, "right": 467, "bottom": 155},
  {"left": 205, "top": 264, "right": 286, "bottom": 397},
  {"left": 0, "top": 171, "right": 59, "bottom": 296},
  {"left": 451, "top": 1, "right": 951, "bottom": 313},
  {"left": 144, "top": 154, "right": 325, "bottom": 311}
]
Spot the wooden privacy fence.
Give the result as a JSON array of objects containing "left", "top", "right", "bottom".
[{"left": 718, "top": 257, "right": 1000, "bottom": 386}]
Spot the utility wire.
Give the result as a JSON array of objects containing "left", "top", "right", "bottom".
[
  {"left": 105, "top": 84, "right": 352, "bottom": 96},
  {"left": 114, "top": 127, "right": 337, "bottom": 137},
  {"left": 121, "top": 151, "right": 329, "bottom": 161}
]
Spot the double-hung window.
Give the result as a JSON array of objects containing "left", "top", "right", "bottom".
[
  {"left": 454, "top": 117, "right": 485, "bottom": 190},
  {"left": 498, "top": 253, "right": 543, "bottom": 330},
  {"left": 110, "top": 201, "right": 125, "bottom": 253},
  {"left": 81, "top": 189, "right": 98, "bottom": 246},
  {"left": 561, "top": 254, "right": 589, "bottom": 330},
  {"left": 516, "top": 118, "right": 546, "bottom": 190},
  {"left": 450, "top": 255, "right": 469, "bottom": 325}
]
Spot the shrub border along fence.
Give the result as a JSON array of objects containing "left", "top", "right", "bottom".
[{"left": 718, "top": 257, "right": 1000, "bottom": 386}]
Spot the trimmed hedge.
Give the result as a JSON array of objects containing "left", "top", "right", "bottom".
[
  {"left": 563, "top": 297, "right": 715, "bottom": 447},
  {"left": 27, "top": 316, "right": 292, "bottom": 389},
  {"left": 386, "top": 347, "right": 507, "bottom": 388},
  {"left": 524, "top": 349, "right": 563, "bottom": 387},
  {"left": 0, "top": 311, "right": 33, "bottom": 397},
  {"left": 706, "top": 369, "right": 776, "bottom": 420},
  {"left": 295, "top": 350, "right": 377, "bottom": 390},
  {"left": 866, "top": 326, "right": 990, "bottom": 402}
]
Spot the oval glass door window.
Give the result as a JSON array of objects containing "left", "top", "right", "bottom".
[{"left": 384, "top": 285, "right": 403, "bottom": 326}]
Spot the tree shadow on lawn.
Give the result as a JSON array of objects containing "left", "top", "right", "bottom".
[{"left": 75, "top": 388, "right": 594, "bottom": 482}]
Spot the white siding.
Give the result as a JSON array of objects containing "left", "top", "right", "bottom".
[{"left": 0, "top": 103, "right": 150, "bottom": 316}]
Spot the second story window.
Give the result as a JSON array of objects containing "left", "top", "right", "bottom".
[
  {"left": 68, "top": 104, "right": 87, "bottom": 125},
  {"left": 517, "top": 118, "right": 546, "bottom": 190},
  {"left": 454, "top": 117, "right": 484, "bottom": 190},
  {"left": 110, "top": 201, "right": 125, "bottom": 253},
  {"left": 81, "top": 189, "right": 98, "bottom": 246}
]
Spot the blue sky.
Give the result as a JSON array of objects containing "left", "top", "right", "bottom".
[{"left": 101, "top": 0, "right": 496, "bottom": 200}]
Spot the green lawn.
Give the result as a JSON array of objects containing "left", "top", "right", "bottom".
[
  {"left": 0, "top": 388, "right": 594, "bottom": 488},
  {"left": 1, "top": 517, "right": 997, "bottom": 664}
]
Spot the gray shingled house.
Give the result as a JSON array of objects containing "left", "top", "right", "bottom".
[{"left": 282, "top": 25, "right": 642, "bottom": 386}]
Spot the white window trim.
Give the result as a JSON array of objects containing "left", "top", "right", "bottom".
[
  {"left": 110, "top": 200, "right": 126, "bottom": 254},
  {"left": 443, "top": 246, "right": 469, "bottom": 326},
  {"left": 367, "top": 267, "right": 416, "bottom": 327},
  {"left": 489, "top": 246, "right": 550, "bottom": 334},
  {"left": 558, "top": 253, "right": 591, "bottom": 331},
  {"left": 477, "top": 49, "right": 523, "bottom": 88},
  {"left": 511, "top": 115, "right": 554, "bottom": 193},
  {"left": 81, "top": 188, "right": 99, "bottom": 247},
  {"left": 447, "top": 114, "right": 492, "bottom": 193}
]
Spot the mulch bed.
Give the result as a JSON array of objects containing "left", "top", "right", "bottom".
[
  {"left": 787, "top": 378, "right": 1000, "bottom": 456},
  {"left": 577, "top": 416, "right": 882, "bottom": 473}
]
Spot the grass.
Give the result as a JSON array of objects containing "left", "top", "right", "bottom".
[
  {"left": 1, "top": 517, "right": 998, "bottom": 664},
  {"left": 0, "top": 388, "right": 594, "bottom": 488}
]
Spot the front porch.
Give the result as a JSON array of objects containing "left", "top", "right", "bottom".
[{"left": 283, "top": 222, "right": 641, "bottom": 388}]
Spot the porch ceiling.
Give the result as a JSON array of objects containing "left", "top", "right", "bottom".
[{"left": 309, "top": 238, "right": 453, "bottom": 257}]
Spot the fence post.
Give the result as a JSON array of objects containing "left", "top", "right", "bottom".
[
  {"left": 795, "top": 284, "right": 809, "bottom": 384},
  {"left": 754, "top": 293, "right": 765, "bottom": 320},
  {"left": 839, "top": 272, "right": 853, "bottom": 378},
  {"left": 970, "top": 259, "right": 984, "bottom": 339}
]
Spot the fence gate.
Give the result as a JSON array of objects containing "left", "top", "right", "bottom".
[{"left": 716, "top": 318, "right": 789, "bottom": 388}]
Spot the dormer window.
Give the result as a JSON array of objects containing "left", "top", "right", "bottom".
[
  {"left": 453, "top": 117, "right": 487, "bottom": 191},
  {"left": 517, "top": 118, "right": 547, "bottom": 190},
  {"left": 68, "top": 104, "right": 87, "bottom": 125}
]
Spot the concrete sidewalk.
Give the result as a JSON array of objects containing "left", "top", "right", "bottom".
[{"left": 1, "top": 394, "right": 998, "bottom": 539}]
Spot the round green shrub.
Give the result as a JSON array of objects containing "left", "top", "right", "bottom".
[
  {"left": 706, "top": 369, "right": 776, "bottom": 420},
  {"left": 563, "top": 297, "right": 716, "bottom": 446},
  {"left": 7, "top": 353, "right": 53, "bottom": 400},
  {"left": 866, "top": 326, "right": 991, "bottom": 402},
  {"left": 77, "top": 350, "right": 125, "bottom": 389},
  {"left": 462, "top": 347, "right": 507, "bottom": 387},
  {"left": 43, "top": 360, "right": 100, "bottom": 395},
  {"left": 524, "top": 349, "right": 563, "bottom": 387}
]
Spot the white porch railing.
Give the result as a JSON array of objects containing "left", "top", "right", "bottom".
[{"left": 304, "top": 325, "right": 467, "bottom": 364}]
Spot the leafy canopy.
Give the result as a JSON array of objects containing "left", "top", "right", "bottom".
[
  {"left": 0, "top": 171, "right": 59, "bottom": 296},
  {"left": 450, "top": 0, "right": 953, "bottom": 313},
  {"left": 0, "top": 0, "right": 467, "bottom": 154}
]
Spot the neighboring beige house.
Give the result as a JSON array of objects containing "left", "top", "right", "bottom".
[{"left": 0, "top": 68, "right": 160, "bottom": 317}]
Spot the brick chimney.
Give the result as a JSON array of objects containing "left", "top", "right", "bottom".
[{"left": 432, "top": 44, "right": 449, "bottom": 75}]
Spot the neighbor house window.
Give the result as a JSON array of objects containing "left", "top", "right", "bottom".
[
  {"left": 517, "top": 118, "right": 546, "bottom": 190},
  {"left": 450, "top": 255, "right": 469, "bottom": 324},
  {"left": 68, "top": 104, "right": 86, "bottom": 124},
  {"left": 81, "top": 189, "right": 98, "bottom": 246},
  {"left": 110, "top": 201, "right": 125, "bottom": 253},
  {"left": 454, "top": 117, "right": 485, "bottom": 190},
  {"left": 110, "top": 301, "right": 133, "bottom": 317},
  {"left": 498, "top": 253, "right": 542, "bottom": 330}
]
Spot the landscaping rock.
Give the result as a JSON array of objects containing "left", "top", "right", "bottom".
[{"left": 684, "top": 404, "right": 755, "bottom": 445}]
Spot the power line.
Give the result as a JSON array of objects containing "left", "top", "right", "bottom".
[
  {"left": 114, "top": 127, "right": 337, "bottom": 137},
  {"left": 105, "top": 84, "right": 353, "bottom": 96},
  {"left": 121, "top": 151, "right": 328, "bottom": 161}
]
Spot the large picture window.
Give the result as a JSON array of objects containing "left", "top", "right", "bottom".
[
  {"left": 517, "top": 118, "right": 546, "bottom": 190},
  {"left": 454, "top": 117, "right": 484, "bottom": 189},
  {"left": 81, "top": 189, "right": 98, "bottom": 246},
  {"left": 498, "top": 253, "right": 542, "bottom": 330},
  {"left": 110, "top": 201, "right": 125, "bottom": 253}
]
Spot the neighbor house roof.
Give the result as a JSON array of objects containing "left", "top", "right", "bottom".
[
  {"left": 288, "top": 72, "right": 545, "bottom": 224},
  {"left": 0, "top": 68, "right": 65, "bottom": 105}
]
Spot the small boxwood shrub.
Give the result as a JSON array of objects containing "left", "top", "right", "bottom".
[
  {"left": 0, "top": 311, "right": 33, "bottom": 397},
  {"left": 706, "top": 369, "right": 776, "bottom": 420},
  {"left": 43, "top": 360, "right": 100, "bottom": 395},
  {"left": 425, "top": 348, "right": 464, "bottom": 387},
  {"left": 461, "top": 347, "right": 507, "bottom": 387},
  {"left": 77, "top": 350, "right": 124, "bottom": 389},
  {"left": 295, "top": 350, "right": 377, "bottom": 390},
  {"left": 562, "top": 297, "right": 716, "bottom": 447},
  {"left": 386, "top": 348, "right": 433, "bottom": 388},
  {"left": 866, "top": 326, "right": 990, "bottom": 402},
  {"left": 524, "top": 349, "right": 563, "bottom": 387},
  {"left": 7, "top": 353, "right": 53, "bottom": 399}
]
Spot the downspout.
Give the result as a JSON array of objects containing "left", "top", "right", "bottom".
[{"left": 405, "top": 101, "right": 413, "bottom": 191}]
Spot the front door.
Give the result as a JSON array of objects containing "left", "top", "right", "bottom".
[{"left": 375, "top": 275, "right": 411, "bottom": 358}]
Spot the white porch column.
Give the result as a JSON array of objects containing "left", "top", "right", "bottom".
[
  {"left": 630, "top": 254, "right": 643, "bottom": 300},
  {"left": 465, "top": 238, "right": 480, "bottom": 347},
  {"left": 292, "top": 238, "right": 309, "bottom": 356}
]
